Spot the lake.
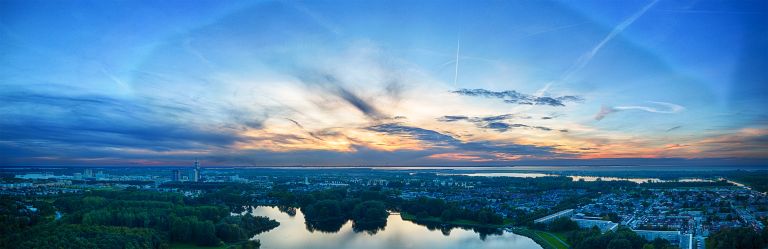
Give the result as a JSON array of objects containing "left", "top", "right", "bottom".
[
  {"left": 440, "top": 172, "right": 725, "bottom": 184},
  {"left": 249, "top": 206, "right": 542, "bottom": 249}
]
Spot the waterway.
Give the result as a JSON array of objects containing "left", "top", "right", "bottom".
[{"left": 249, "top": 206, "right": 542, "bottom": 249}]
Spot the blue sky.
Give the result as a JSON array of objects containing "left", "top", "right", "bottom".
[{"left": 1, "top": 0, "right": 766, "bottom": 166}]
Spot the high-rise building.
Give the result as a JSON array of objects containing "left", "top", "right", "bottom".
[
  {"left": 84, "top": 168, "right": 93, "bottom": 178},
  {"left": 172, "top": 169, "right": 181, "bottom": 181},
  {"left": 193, "top": 160, "right": 201, "bottom": 182}
]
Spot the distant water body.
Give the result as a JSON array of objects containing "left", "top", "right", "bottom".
[
  {"left": 439, "top": 172, "right": 727, "bottom": 184},
  {"left": 367, "top": 165, "right": 768, "bottom": 171},
  {"left": 249, "top": 206, "right": 542, "bottom": 249}
]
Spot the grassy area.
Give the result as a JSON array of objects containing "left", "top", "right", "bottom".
[
  {"left": 534, "top": 230, "right": 569, "bottom": 249},
  {"left": 512, "top": 228, "right": 570, "bottom": 249},
  {"left": 399, "top": 212, "right": 510, "bottom": 228},
  {"left": 169, "top": 243, "right": 230, "bottom": 249},
  {"left": 554, "top": 232, "right": 570, "bottom": 244}
]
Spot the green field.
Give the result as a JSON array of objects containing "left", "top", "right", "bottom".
[
  {"left": 170, "top": 243, "right": 229, "bottom": 249},
  {"left": 533, "top": 230, "right": 569, "bottom": 249},
  {"left": 512, "top": 228, "right": 569, "bottom": 249}
]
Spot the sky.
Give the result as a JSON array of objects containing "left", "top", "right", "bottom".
[{"left": 1, "top": 0, "right": 766, "bottom": 167}]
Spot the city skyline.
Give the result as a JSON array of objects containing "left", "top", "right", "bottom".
[{"left": 1, "top": 0, "right": 767, "bottom": 166}]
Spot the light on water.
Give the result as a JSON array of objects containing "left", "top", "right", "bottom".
[{"left": 249, "top": 206, "right": 542, "bottom": 249}]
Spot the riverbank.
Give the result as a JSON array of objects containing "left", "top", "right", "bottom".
[
  {"left": 399, "top": 212, "right": 510, "bottom": 228},
  {"left": 511, "top": 228, "right": 569, "bottom": 249}
]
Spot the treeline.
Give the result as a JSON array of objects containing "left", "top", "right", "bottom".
[
  {"left": 269, "top": 188, "right": 391, "bottom": 233},
  {"left": 706, "top": 227, "right": 768, "bottom": 249},
  {"left": 0, "top": 196, "right": 55, "bottom": 237},
  {"left": 725, "top": 171, "right": 768, "bottom": 193},
  {"left": 532, "top": 217, "right": 579, "bottom": 232},
  {"left": 8, "top": 223, "right": 164, "bottom": 249},
  {"left": 567, "top": 227, "right": 677, "bottom": 249},
  {"left": 1, "top": 190, "right": 279, "bottom": 249},
  {"left": 401, "top": 197, "right": 504, "bottom": 225},
  {"left": 639, "top": 180, "right": 733, "bottom": 188},
  {"left": 269, "top": 187, "right": 507, "bottom": 230}
]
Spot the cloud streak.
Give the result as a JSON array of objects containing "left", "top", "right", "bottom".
[
  {"left": 295, "top": 72, "right": 388, "bottom": 120},
  {"left": 437, "top": 114, "right": 565, "bottom": 133},
  {"left": 595, "top": 101, "right": 685, "bottom": 120},
  {"left": 452, "top": 88, "right": 583, "bottom": 106},
  {"left": 367, "top": 123, "right": 562, "bottom": 158},
  {"left": 560, "top": 0, "right": 660, "bottom": 83}
]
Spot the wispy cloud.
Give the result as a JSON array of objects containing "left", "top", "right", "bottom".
[
  {"left": 595, "top": 101, "right": 685, "bottom": 120},
  {"left": 367, "top": 123, "right": 562, "bottom": 159},
  {"left": 295, "top": 72, "right": 388, "bottom": 120},
  {"left": 452, "top": 88, "right": 583, "bottom": 106},
  {"left": 666, "top": 125, "right": 682, "bottom": 132},
  {"left": 436, "top": 114, "right": 564, "bottom": 133},
  {"left": 0, "top": 90, "right": 244, "bottom": 152}
]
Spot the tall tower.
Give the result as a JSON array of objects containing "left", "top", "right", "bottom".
[{"left": 193, "top": 160, "right": 201, "bottom": 182}]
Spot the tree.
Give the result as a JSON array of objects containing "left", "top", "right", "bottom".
[
  {"left": 548, "top": 217, "right": 579, "bottom": 232},
  {"left": 607, "top": 239, "right": 632, "bottom": 249},
  {"left": 706, "top": 227, "right": 767, "bottom": 249},
  {"left": 440, "top": 209, "right": 456, "bottom": 221},
  {"left": 193, "top": 220, "right": 220, "bottom": 246}
]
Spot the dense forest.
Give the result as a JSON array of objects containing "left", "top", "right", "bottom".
[
  {"left": 705, "top": 227, "right": 768, "bottom": 249},
  {"left": 0, "top": 190, "right": 278, "bottom": 249},
  {"left": 725, "top": 171, "right": 768, "bottom": 193}
]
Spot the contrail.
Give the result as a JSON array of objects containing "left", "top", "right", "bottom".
[
  {"left": 560, "top": 0, "right": 660, "bottom": 83},
  {"left": 454, "top": 39, "right": 460, "bottom": 88}
]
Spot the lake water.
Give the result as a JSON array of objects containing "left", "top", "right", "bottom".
[
  {"left": 249, "top": 206, "right": 542, "bottom": 249},
  {"left": 440, "top": 172, "right": 725, "bottom": 184},
  {"left": 438, "top": 172, "right": 556, "bottom": 178}
]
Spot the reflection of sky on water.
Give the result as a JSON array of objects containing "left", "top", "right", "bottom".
[
  {"left": 250, "top": 206, "right": 541, "bottom": 249},
  {"left": 442, "top": 172, "right": 737, "bottom": 184},
  {"left": 439, "top": 172, "right": 556, "bottom": 178}
]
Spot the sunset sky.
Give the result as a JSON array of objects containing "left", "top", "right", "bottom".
[{"left": 1, "top": 0, "right": 766, "bottom": 166}]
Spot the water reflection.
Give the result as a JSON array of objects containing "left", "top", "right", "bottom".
[
  {"left": 249, "top": 206, "right": 542, "bottom": 249},
  {"left": 439, "top": 172, "right": 555, "bottom": 178},
  {"left": 305, "top": 218, "right": 347, "bottom": 233},
  {"left": 447, "top": 172, "right": 721, "bottom": 184}
]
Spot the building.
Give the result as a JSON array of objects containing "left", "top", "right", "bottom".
[
  {"left": 572, "top": 218, "right": 619, "bottom": 233},
  {"left": 172, "top": 170, "right": 181, "bottom": 181},
  {"left": 632, "top": 230, "right": 693, "bottom": 249},
  {"left": 193, "top": 160, "right": 201, "bottom": 182},
  {"left": 534, "top": 209, "right": 574, "bottom": 224},
  {"left": 84, "top": 168, "right": 94, "bottom": 178}
]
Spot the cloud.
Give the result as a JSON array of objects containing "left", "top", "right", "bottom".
[
  {"left": 0, "top": 91, "right": 245, "bottom": 152},
  {"left": 595, "top": 101, "right": 685, "bottom": 120},
  {"left": 484, "top": 122, "right": 512, "bottom": 132},
  {"left": 452, "top": 88, "right": 583, "bottom": 106},
  {"left": 293, "top": 70, "right": 388, "bottom": 120},
  {"left": 286, "top": 118, "right": 325, "bottom": 141},
  {"left": 367, "top": 123, "right": 563, "bottom": 158},
  {"left": 367, "top": 123, "right": 459, "bottom": 146},
  {"left": 437, "top": 115, "right": 469, "bottom": 122},
  {"left": 437, "top": 114, "right": 565, "bottom": 133},
  {"left": 666, "top": 126, "right": 682, "bottom": 132}
]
